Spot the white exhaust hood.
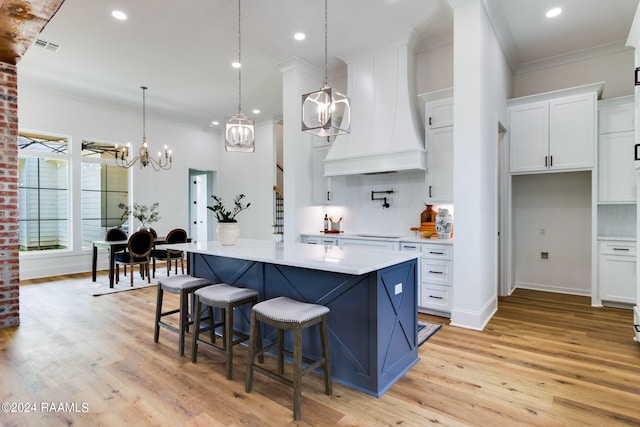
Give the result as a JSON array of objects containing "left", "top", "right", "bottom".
[{"left": 323, "top": 30, "right": 425, "bottom": 177}]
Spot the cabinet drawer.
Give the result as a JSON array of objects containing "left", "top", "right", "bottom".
[
  {"left": 420, "top": 283, "right": 452, "bottom": 312},
  {"left": 339, "top": 238, "right": 398, "bottom": 250},
  {"left": 399, "top": 242, "right": 422, "bottom": 253},
  {"left": 599, "top": 241, "right": 636, "bottom": 256},
  {"left": 421, "top": 259, "right": 452, "bottom": 285},
  {"left": 421, "top": 243, "right": 453, "bottom": 260}
]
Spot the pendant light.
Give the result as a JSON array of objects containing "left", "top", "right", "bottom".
[
  {"left": 301, "top": 0, "right": 351, "bottom": 137},
  {"left": 225, "top": 0, "right": 255, "bottom": 152},
  {"left": 115, "top": 86, "right": 172, "bottom": 170}
]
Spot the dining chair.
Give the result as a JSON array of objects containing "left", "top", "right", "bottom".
[
  {"left": 151, "top": 228, "right": 188, "bottom": 278},
  {"left": 114, "top": 230, "right": 154, "bottom": 286},
  {"left": 105, "top": 227, "right": 128, "bottom": 276}
]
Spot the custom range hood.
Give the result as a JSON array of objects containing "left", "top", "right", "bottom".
[{"left": 323, "top": 30, "right": 425, "bottom": 177}]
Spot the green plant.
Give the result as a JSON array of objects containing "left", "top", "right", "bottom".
[
  {"left": 207, "top": 194, "right": 250, "bottom": 222},
  {"left": 119, "top": 202, "right": 160, "bottom": 226}
]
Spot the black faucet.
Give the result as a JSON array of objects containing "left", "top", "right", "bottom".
[{"left": 371, "top": 190, "right": 394, "bottom": 208}]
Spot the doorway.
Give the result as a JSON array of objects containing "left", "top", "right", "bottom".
[{"left": 188, "top": 169, "right": 214, "bottom": 243}]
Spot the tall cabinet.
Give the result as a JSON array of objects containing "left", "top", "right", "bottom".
[
  {"left": 596, "top": 96, "right": 636, "bottom": 307},
  {"left": 507, "top": 83, "right": 602, "bottom": 300},
  {"left": 420, "top": 88, "right": 453, "bottom": 204}
]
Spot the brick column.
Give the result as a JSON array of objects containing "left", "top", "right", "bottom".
[{"left": 0, "top": 62, "right": 19, "bottom": 328}]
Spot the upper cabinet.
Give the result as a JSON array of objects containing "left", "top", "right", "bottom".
[
  {"left": 598, "top": 96, "right": 636, "bottom": 203},
  {"left": 508, "top": 83, "right": 602, "bottom": 174},
  {"left": 311, "top": 144, "right": 333, "bottom": 205},
  {"left": 420, "top": 88, "right": 454, "bottom": 204}
]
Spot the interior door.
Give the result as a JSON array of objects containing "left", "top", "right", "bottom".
[{"left": 189, "top": 170, "right": 211, "bottom": 243}]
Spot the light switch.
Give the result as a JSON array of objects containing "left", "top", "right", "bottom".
[{"left": 395, "top": 283, "right": 403, "bottom": 295}]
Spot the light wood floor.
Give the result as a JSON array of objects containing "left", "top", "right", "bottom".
[{"left": 2, "top": 272, "right": 639, "bottom": 426}]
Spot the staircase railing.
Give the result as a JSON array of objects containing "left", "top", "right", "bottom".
[{"left": 273, "top": 185, "right": 284, "bottom": 240}]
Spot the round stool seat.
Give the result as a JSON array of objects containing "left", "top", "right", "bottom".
[
  {"left": 253, "top": 296, "right": 329, "bottom": 324},
  {"left": 196, "top": 283, "right": 258, "bottom": 306},
  {"left": 159, "top": 275, "right": 209, "bottom": 293}
]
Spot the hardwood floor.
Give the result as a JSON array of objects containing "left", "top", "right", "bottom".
[{"left": 2, "top": 272, "right": 639, "bottom": 426}]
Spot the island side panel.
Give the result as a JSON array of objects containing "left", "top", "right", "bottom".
[{"left": 376, "top": 259, "right": 419, "bottom": 395}]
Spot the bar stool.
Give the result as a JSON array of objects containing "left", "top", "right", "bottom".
[
  {"left": 245, "top": 296, "right": 331, "bottom": 420},
  {"left": 191, "top": 284, "right": 259, "bottom": 379},
  {"left": 154, "top": 275, "right": 210, "bottom": 355}
]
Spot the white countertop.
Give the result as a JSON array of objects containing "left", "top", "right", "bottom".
[{"left": 160, "top": 239, "right": 420, "bottom": 275}]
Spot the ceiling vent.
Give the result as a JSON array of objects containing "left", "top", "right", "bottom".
[{"left": 34, "top": 38, "right": 60, "bottom": 52}]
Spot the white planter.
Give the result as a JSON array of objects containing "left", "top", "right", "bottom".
[{"left": 217, "top": 222, "right": 240, "bottom": 245}]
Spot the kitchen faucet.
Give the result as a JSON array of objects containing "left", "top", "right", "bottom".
[{"left": 371, "top": 190, "right": 394, "bottom": 208}]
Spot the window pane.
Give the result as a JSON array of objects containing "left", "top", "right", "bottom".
[
  {"left": 18, "top": 133, "right": 68, "bottom": 154},
  {"left": 17, "top": 157, "right": 69, "bottom": 252},
  {"left": 82, "top": 140, "right": 121, "bottom": 160},
  {"left": 81, "top": 163, "right": 129, "bottom": 248}
]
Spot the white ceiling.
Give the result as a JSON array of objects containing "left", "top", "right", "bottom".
[{"left": 17, "top": 0, "right": 640, "bottom": 129}]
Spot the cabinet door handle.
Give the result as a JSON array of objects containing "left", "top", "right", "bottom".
[
  {"left": 429, "top": 117, "right": 432, "bottom": 126},
  {"left": 327, "top": 191, "right": 330, "bottom": 201},
  {"left": 550, "top": 155, "right": 553, "bottom": 167},
  {"left": 613, "top": 248, "right": 630, "bottom": 251},
  {"left": 545, "top": 156, "right": 548, "bottom": 167},
  {"left": 428, "top": 251, "right": 444, "bottom": 255},
  {"left": 428, "top": 185, "right": 432, "bottom": 198},
  {"left": 429, "top": 270, "right": 444, "bottom": 274},
  {"left": 429, "top": 295, "right": 444, "bottom": 300}
]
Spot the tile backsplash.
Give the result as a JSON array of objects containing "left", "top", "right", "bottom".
[{"left": 598, "top": 204, "right": 636, "bottom": 238}]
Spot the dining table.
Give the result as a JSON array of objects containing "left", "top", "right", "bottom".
[{"left": 91, "top": 236, "right": 190, "bottom": 288}]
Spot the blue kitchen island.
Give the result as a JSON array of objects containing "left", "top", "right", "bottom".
[{"left": 164, "top": 239, "right": 419, "bottom": 397}]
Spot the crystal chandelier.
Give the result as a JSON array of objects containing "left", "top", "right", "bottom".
[
  {"left": 301, "top": 0, "right": 351, "bottom": 137},
  {"left": 225, "top": 0, "right": 255, "bottom": 152},
  {"left": 115, "top": 86, "right": 172, "bottom": 170}
]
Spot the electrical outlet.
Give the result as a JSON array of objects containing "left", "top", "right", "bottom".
[
  {"left": 541, "top": 252, "right": 549, "bottom": 260},
  {"left": 540, "top": 228, "right": 546, "bottom": 236},
  {"left": 394, "top": 283, "right": 403, "bottom": 295}
]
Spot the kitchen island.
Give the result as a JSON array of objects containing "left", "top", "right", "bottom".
[{"left": 163, "top": 239, "right": 419, "bottom": 397}]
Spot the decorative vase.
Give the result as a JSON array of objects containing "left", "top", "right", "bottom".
[
  {"left": 137, "top": 223, "right": 149, "bottom": 232},
  {"left": 435, "top": 208, "right": 452, "bottom": 239},
  {"left": 217, "top": 221, "right": 240, "bottom": 245}
]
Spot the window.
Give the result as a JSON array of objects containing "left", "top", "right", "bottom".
[
  {"left": 81, "top": 141, "right": 129, "bottom": 248},
  {"left": 18, "top": 133, "right": 69, "bottom": 252}
]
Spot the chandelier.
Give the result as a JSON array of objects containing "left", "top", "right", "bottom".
[
  {"left": 225, "top": 0, "right": 255, "bottom": 152},
  {"left": 301, "top": 0, "right": 351, "bottom": 137},
  {"left": 115, "top": 86, "right": 172, "bottom": 170}
]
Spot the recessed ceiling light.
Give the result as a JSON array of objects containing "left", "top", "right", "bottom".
[
  {"left": 231, "top": 61, "right": 241, "bottom": 69},
  {"left": 294, "top": 32, "right": 306, "bottom": 41},
  {"left": 252, "top": 109, "right": 260, "bottom": 114},
  {"left": 546, "top": 7, "right": 562, "bottom": 18},
  {"left": 112, "top": 10, "right": 127, "bottom": 20}
]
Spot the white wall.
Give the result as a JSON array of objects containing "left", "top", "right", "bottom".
[
  {"left": 450, "top": 0, "right": 512, "bottom": 330},
  {"left": 214, "top": 119, "right": 277, "bottom": 241},
  {"left": 17, "top": 84, "right": 220, "bottom": 279},
  {"left": 513, "top": 48, "right": 635, "bottom": 99},
  {"left": 512, "top": 172, "right": 592, "bottom": 295}
]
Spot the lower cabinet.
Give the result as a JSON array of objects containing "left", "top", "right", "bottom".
[
  {"left": 400, "top": 240, "right": 453, "bottom": 317},
  {"left": 598, "top": 240, "right": 636, "bottom": 305},
  {"left": 301, "top": 235, "right": 338, "bottom": 246},
  {"left": 338, "top": 238, "right": 398, "bottom": 250}
]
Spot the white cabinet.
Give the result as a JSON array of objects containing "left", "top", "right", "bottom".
[
  {"left": 312, "top": 145, "right": 333, "bottom": 205},
  {"left": 338, "top": 237, "right": 398, "bottom": 251},
  {"left": 421, "top": 89, "right": 453, "bottom": 204},
  {"left": 598, "top": 97, "right": 636, "bottom": 203},
  {"left": 598, "top": 240, "right": 636, "bottom": 305},
  {"left": 400, "top": 240, "right": 453, "bottom": 316},
  {"left": 509, "top": 86, "right": 599, "bottom": 174},
  {"left": 301, "top": 235, "right": 338, "bottom": 246}
]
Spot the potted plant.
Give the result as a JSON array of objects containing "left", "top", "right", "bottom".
[
  {"left": 119, "top": 202, "right": 160, "bottom": 231},
  {"left": 207, "top": 194, "right": 250, "bottom": 245}
]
